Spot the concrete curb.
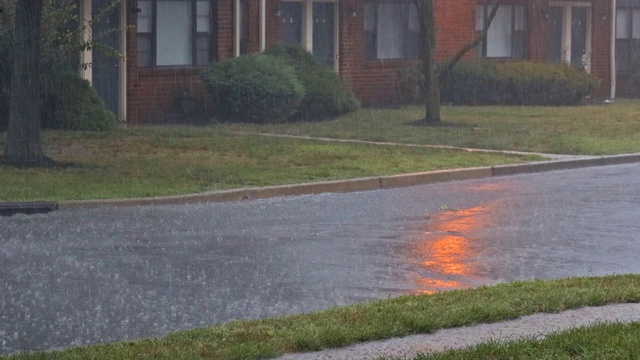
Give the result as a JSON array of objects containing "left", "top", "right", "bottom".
[
  {"left": 48, "top": 152, "right": 640, "bottom": 210},
  {"left": 0, "top": 202, "right": 58, "bottom": 216}
]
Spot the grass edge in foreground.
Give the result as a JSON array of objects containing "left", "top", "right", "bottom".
[
  {"left": 384, "top": 322, "right": 640, "bottom": 360},
  {"left": 4, "top": 275, "right": 640, "bottom": 360}
]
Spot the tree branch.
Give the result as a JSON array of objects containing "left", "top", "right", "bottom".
[{"left": 438, "top": 0, "right": 501, "bottom": 81}]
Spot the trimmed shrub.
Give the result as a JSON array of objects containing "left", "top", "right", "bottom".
[
  {"left": 202, "top": 53, "right": 304, "bottom": 123},
  {"left": 499, "top": 62, "right": 600, "bottom": 105},
  {"left": 263, "top": 43, "right": 317, "bottom": 67},
  {"left": 41, "top": 74, "right": 117, "bottom": 131},
  {"left": 400, "top": 60, "right": 600, "bottom": 106},
  {"left": 397, "top": 65, "right": 425, "bottom": 104},
  {"left": 440, "top": 61, "right": 506, "bottom": 105},
  {"left": 264, "top": 44, "right": 360, "bottom": 121}
]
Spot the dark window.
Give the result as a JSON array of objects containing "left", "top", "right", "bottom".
[
  {"left": 616, "top": 1, "right": 640, "bottom": 73},
  {"left": 476, "top": 4, "right": 525, "bottom": 59},
  {"left": 364, "top": 1, "right": 420, "bottom": 61},
  {"left": 136, "top": 0, "right": 215, "bottom": 67}
]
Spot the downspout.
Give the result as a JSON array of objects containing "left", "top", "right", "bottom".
[
  {"left": 610, "top": 0, "right": 617, "bottom": 100},
  {"left": 260, "top": 0, "right": 266, "bottom": 51}
]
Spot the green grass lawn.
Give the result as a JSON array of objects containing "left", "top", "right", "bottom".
[
  {"left": 383, "top": 322, "right": 640, "bottom": 360},
  {"left": 2, "top": 101, "right": 640, "bottom": 201},
  {"left": 3, "top": 275, "right": 640, "bottom": 360},
  {"left": 0, "top": 127, "right": 537, "bottom": 202},
  {"left": 222, "top": 100, "right": 640, "bottom": 155}
]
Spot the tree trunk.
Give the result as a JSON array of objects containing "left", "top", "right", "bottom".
[
  {"left": 3, "top": 0, "right": 45, "bottom": 167},
  {"left": 415, "top": 0, "right": 500, "bottom": 124},
  {"left": 416, "top": 0, "right": 440, "bottom": 123}
]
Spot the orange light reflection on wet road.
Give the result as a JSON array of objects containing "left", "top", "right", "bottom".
[{"left": 411, "top": 204, "right": 496, "bottom": 294}]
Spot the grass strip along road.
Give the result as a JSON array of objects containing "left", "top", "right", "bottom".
[
  {"left": 6, "top": 101, "right": 640, "bottom": 202},
  {"left": 3, "top": 275, "right": 640, "bottom": 360}
]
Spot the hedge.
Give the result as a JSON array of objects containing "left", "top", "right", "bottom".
[
  {"left": 202, "top": 53, "right": 304, "bottom": 123},
  {"left": 399, "top": 60, "right": 601, "bottom": 106}
]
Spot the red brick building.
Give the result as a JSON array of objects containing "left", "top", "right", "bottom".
[{"left": 81, "top": 0, "right": 630, "bottom": 124}]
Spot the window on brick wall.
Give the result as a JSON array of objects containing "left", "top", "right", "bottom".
[
  {"left": 476, "top": 4, "right": 525, "bottom": 58},
  {"left": 364, "top": 1, "right": 420, "bottom": 61},
  {"left": 137, "top": 0, "right": 215, "bottom": 67},
  {"left": 616, "top": 0, "right": 640, "bottom": 73}
]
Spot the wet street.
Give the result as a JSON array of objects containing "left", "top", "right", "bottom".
[{"left": 2, "top": 163, "right": 640, "bottom": 354}]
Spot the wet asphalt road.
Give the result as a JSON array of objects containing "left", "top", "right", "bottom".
[{"left": 2, "top": 163, "right": 640, "bottom": 354}]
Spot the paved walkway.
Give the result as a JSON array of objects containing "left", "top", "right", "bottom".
[
  {"left": 275, "top": 303, "right": 640, "bottom": 360},
  {"left": 232, "top": 132, "right": 596, "bottom": 161}
]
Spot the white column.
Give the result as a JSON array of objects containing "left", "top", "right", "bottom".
[
  {"left": 611, "top": 0, "right": 617, "bottom": 99},
  {"left": 585, "top": 6, "right": 592, "bottom": 73},
  {"left": 562, "top": 6, "right": 572, "bottom": 64},
  {"left": 79, "top": 0, "right": 92, "bottom": 83},
  {"left": 119, "top": 0, "right": 127, "bottom": 122},
  {"left": 260, "top": 0, "right": 266, "bottom": 51},
  {"left": 334, "top": 1, "right": 339, "bottom": 72},
  {"left": 234, "top": 0, "right": 241, "bottom": 57},
  {"left": 305, "top": 1, "right": 313, "bottom": 53}
]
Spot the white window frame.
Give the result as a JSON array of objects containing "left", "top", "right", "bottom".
[
  {"left": 136, "top": 0, "right": 214, "bottom": 68},
  {"left": 476, "top": 4, "right": 526, "bottom": 59},
  {"left": 364, "top": 1, "right": 420, "bottom": 61},
  {"left": 615, "top": 2, "right": 640, "bottom": 73}
]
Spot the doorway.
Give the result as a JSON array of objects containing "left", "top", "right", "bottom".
[
  {"left": 279, "top": 1, "right": 337, "bottom": 69},
  {"left": 549, "top": 3, "right": 592, "bottom": 71},
  {"left": 91, "top": 0, "right": 122, "bottom": 117}
]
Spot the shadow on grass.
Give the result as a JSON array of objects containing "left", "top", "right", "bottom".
[
  {"left": 0, "top": 155, "right": 77, "bottom": 169},
  {"left": 405, "top": 119, "right": 469, "bottom": 128}
]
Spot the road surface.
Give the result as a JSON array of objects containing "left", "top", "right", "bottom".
[{"left": 1, "top": 163, "right": 640, "bottom": 354}]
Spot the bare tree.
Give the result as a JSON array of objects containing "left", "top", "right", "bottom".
[
  {"left": 2, "top": 0, "right": 46, "bottom": 167},
  {"left": 414, "top": 0, "right": 500, "bottom": 123}
]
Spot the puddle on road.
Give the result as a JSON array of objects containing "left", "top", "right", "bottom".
[{"left": 409, "top": 204, "right": 500, "bottom": 294}]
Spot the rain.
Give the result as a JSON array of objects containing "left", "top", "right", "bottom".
[{"left": 2, "top": 0, "right": 640, "bottom": 357}]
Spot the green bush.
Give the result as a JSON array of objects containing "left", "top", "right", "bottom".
[
  {"left": 202, "top": 53, "right": 304, "bottom": 123},
  {"left": 397, "top": 65, "right": 425, "bottom": 104},
  {"left": 1, "top": 0, "right": 118, "bottom": 132},
  {"left": 499, "top": 62, "right": 600, "bottom": 105},
  {"left": 263, "top": 43, "right": 317, "bottom": 67},
  {"left": 264, "top": 44, "right": 360, "bottom": 121},
  {"left": 439, "top": 61, "right": 505, "bottom": 105},
  {"left": 41, "top": 74, "right": 116, "bottom": 131},
  {"left": 400, "top": 60, "right": 600, "bottom": 106}
]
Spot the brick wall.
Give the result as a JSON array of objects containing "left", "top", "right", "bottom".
[
  {"left": 126, "top": 0, "right": 234, "bottom": 124},
  {"left": 126, "top": 0, "right": 614, "bottom": 123},
  {"left": 527, "top": 0, "right": 612, "bottom": 99},
  {"left": 337, "top": 0, "right": 477, "bottom": 106}
]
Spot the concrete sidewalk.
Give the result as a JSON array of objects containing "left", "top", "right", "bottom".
[{"left": 275, "top": 303, "right": 640, "bottom": 360}]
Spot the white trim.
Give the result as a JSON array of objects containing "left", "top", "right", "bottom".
[
  {"left": 260, "top": 0, "right": 266, "bottom": 51},
  {"left": 611, "top": 0, "right": 617, "bottom": 99},
  {"left": 333, "top": 2, "right": 339, "bottom": 72},
  {"left": 234, "top": 0, "right": 241, "bottom": 57},
  {"left": 79, "top": 0, "right": 92, "bottom": 83},
  {"left": 549, "top": 1, "right": 592, "bottom": 7},
  {"left": 304, "top": 2, "right": 313, "bottom": 52},
  {"left": 119, "top": 0, "right": 127, "bottom": 122}
]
